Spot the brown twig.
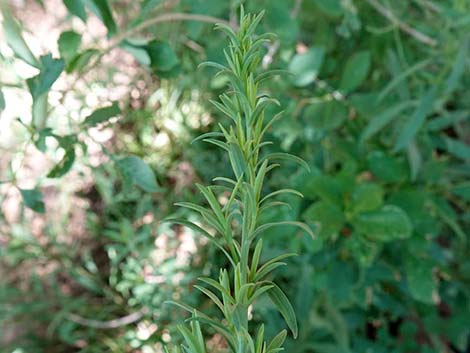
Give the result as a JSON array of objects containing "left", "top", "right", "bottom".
[
  {"left": 365, "top": 0, "right": 438, "bottom": 47},
  {"left": 66, "top": 307, "right": 148, "bottom": 329}
]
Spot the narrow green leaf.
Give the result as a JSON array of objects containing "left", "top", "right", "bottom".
[
  {"left": 83, "top": 101, "right": 121, "bottom": 127},
  {"left": 1, "top": 5, "right": 39, "bottom": 67},
  {"left": 361, "top": 101, "right": 414, "bottom": 141},
  {"left": 394, "top": 88, "right": 437, "bottom": 152},
  {"left": 267, "top": 284, "right": 298, "bottom": 338},
  {"left": 444, "top": 39, "right": 469, "bottom": 95},
  {"left": 63, "top": 0, "right": 88, "bottom": 22},
  {"left": 0, "top": 89, "right": 5, "bottom": 112},
  {"left": 86, "top": 0, "right": 117, "bottom": 36},
  {"left": 252, "top": 221, "right": 314, "bottom": 241},
  {"left": 47, "top": 147, "right": 75, "bottom": 178},
  {"left": 260, "top": 152, "right": 310, "bottom": 172}
]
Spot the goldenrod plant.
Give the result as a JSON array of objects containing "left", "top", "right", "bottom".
[{"left": 166, "top": 9, "right": 313, "bottom": 353}]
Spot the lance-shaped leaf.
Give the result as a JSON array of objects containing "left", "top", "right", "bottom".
[
  {"left": 267, "top": 284, "right": 298, "bottom": 338},
  {"left": 83, "top": 101, "right": 121, "bottom": 127},
  {"left": 1, "top": 5, "right": 39, "bottom": 67}
]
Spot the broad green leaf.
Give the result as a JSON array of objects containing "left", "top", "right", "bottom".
[
  {"left": 361, "top": 101, "right": 414, "bottom": 141},
  {"left": 1, "top": 5, "right": 39, "bottom": 67},
  {"left": 19, "top": 188, "right": 45, "bottom": 213},
  {"left": 339, "top": 51, "right": 371, "bottom": 93},
  {"left": 265, "top": 1, "right": 298, "bottom": 43},
  {"left": 351, "top": 182, "right": 384, "bottom": 213},
  {"left": 302, "top": 174, "right": 345, "bottom": 204},
  {"left": 352, "top": 205, "right": 412, "bottom": 242},
  {"left": 146, "top": 40, "right": 180, "bottom": 74},
  {"left": 388, "top": 189, "right": 439, "bottom": 237},
  {"left": 303, "top": 201, "right": 344, "bottom": 238},
  {"left": 83, "top": 101, "right": 121, "bottom": 127},
  {"left": 120, "top": 39, "right": 151, "bottom": 66},
  {"left": 116, "top": 156, "right": 159, "bottom": 192},
  {"left": 405, "top": 257, "right": 436, "bottom": 304},
  {"left": 289, "top": 46, "right": 325, "bottom": 87},
  {"left": 27, "top": 54, "right": 65, "bottom": 99},
  {"left": 267, "top": 283, "right": 298, "bottom": 338},
  {"left": 304, "top": 100, "right": 348, "bottom": 130},
  {"left": 63, "top": 0, "right": 87, "bottom": 22},
  {"left": 315, "top": 0, "right": 343, "bottom": 17},
  {"left": 394, "top": 88, "right": 437, "bottom": 152},
  {"left": 367, "top": 151, "right": 407, "bottom": 183},
  {"left": 58, "top": 30, "right": 82, "bottom": 62},
  {"left": 86, "top": 0, "right": 117, "bottom": 36}
]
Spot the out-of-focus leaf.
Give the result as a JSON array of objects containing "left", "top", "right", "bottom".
[
  {"left": 394, "top": 88, "right": 436, "bottom": 152},
  {"left": 141, "top": 0, "right": 161, "bottom": 13},
  {"left": 304, "top": 100, "right": 348, "bottom": 130},
  {"left": 116, "top": 156, "right": 159, "bottom": 192},
  {"left": 32, "top": 93, "right": 48, "bottom": 129},
  {"left": 426, "top": 110, "right": 468, "bottom": 131},
  {"left": 47, "top": 147, "right": 76, "bottom": 178},
  {"left": 66, "top": 48, "right": 100, "bottom": 73},
  {"left": 441, "top": 136, "right": 470, "bottom": 161},
  {"left": 315, "top": 0, "right": 343, "bottom": 17},
  {"left": 339, "top": 51, "right": 371, "bottom": 93},
  {"left": 1, "top": 5, "right": 39, "bottom": 67},
  {"left": 267, "top": 283, "right": 298, "bottom": 338},
  {"left": 351, "top": 182, "right": 384, "bottom": 213},
  {"left": 352, "top": 205, "right": 413, "bottom": 242},
  {"left": 19, "top": 188, "right": 45, "bottom": 213},
  {"left": 26, "top": 54, "right": 65, "bottom": 99},
  {"left": 121, "top": 39, "right": 151, "bottom": 66},
  {"left": 0, "top": 89, "right": 5, "bottom": 112},
  {"left": 63, "top": 0, "right": 87, "bottom": 22},
  {"left": 367, "top": 151, "right": 408, "bottom": 183},
  {"left": 361, "top": 101, "right": 414, "bottom": 141},
  {"left": 145, "top": 40, "right": 180, "bottom": 76},
  {"left": 86, "top": 0, "right": 117, "bottom": 36},
  {"left": 289, "top": 47, "right": 325, "bottom": 87},
  {"left": 58, "top": 30, "right": 82, "bottom": 62},
  {"left": 83, "top": 102, "right": 121, "bottom": 127},
  {"left": 265, "top": 1, "right": 298, "bottom": 43},
  {"left": 303, "top": 201, "right": 344, "bottom": 238},
  {"left": 451, "top": 182, "right": 470, "bottom": 202},
  {"left": 405, "top": 257, "right": 436, "bottom": 304},
  {"left": 444, "top": 39, "right": 469, "bottom": 95}
]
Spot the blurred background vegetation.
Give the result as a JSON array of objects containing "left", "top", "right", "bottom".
[{"left": 0, "top": 0, "right": 469, "bottom": 352}]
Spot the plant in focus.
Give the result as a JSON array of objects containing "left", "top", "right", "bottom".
[{"left": 166, "top": 9, "right": 313, "bottom": 353}]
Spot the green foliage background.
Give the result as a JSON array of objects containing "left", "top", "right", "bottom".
[{"left": 0, "top": 0, "right": 469, "bottom": 352}]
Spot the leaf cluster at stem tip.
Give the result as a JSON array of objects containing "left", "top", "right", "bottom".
[{"left": 165, "top": 8, "right": 313, "bottom": 353}]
